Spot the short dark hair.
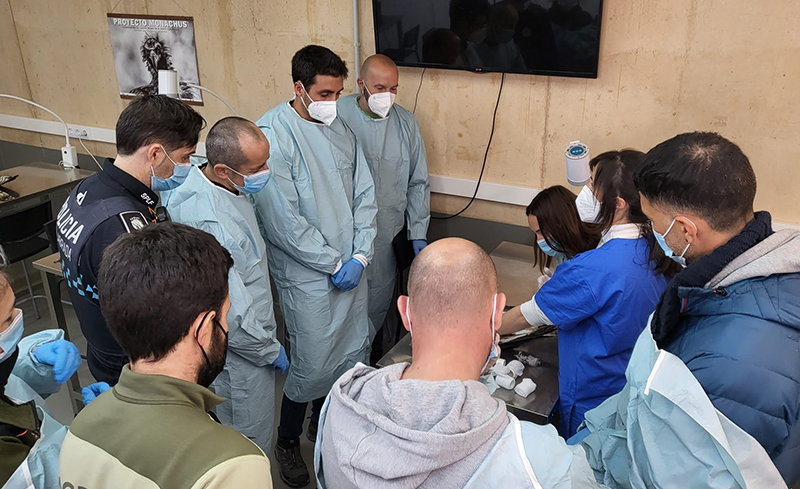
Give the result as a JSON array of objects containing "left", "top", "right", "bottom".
[
  {"left": 98, "top": 222, "right": 233, "bottom": 363},
  {"left": 116, "top": 95, "right": 206, "bottom": 156},
  {"left": 291, "top": 45, "right": 348, "bottom": 89},
  {"left": 206, "top": 117, "right": 264, "bottom": 171},
  {"left": 634, "top": 132, "right": 757, "bottom": 231}
]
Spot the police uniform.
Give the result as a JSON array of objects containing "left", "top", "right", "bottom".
[{"left": 56, "top": 159, "right": 160, "bottom": 385}]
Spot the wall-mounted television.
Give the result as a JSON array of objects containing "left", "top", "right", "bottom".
[{"left": 373, "top": 0, "right": 603, "bottom": 78}]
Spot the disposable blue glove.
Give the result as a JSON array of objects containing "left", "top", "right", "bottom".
[
  {"left": 412, "top": 239, "right": 428, "bottom": 256},
  {"left": 331, "top": 259, "right": 364, "bottom": 291},
  {"left": 34, "top": 339, "right": 80, "bottom": 384},
  {"left": 82, "top": 382, "right": 111, "bottom": 405},
  {"left": 272, "top": 345, "right": 289, "bottom": 375}
]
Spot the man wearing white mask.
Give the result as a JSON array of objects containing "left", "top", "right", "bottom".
[
  {"left": 161, "top": 117, "right": 288, "bottom": 455},
  {"left": 252, "top": 45, "right": 377, "bottom": 487},
  {"left": 337, "top": 54, "right": 430, "bottom": 363}
]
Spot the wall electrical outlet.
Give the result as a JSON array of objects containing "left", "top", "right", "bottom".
[{"left": 67, "top": 125, "right": 92, "bottom": 139}]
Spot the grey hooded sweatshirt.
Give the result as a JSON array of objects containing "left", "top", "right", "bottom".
[{"left": 317, "top": 362, "right": 510, "bottom": 488}]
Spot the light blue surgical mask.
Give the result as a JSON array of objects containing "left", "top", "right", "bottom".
[
  {"left": 537, "top": 239, "right": 561, "bottom": 257},
  {"left": 226, "top": 165, "right": 271, "bottom": 194},
  {"left": 0, "top": 309, "right": 23, "bottom": 362},
  {"left": 653, "top": 218, "right": 692, "bottom": 268},
  {"left": 151, "top": 145, "right": 192, "bottom": 192}
]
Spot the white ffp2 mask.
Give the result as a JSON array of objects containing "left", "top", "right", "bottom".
[
  {"left": 300, "top": 82, "right": 337, "bottom": 126},
  {"left": 365, "top": 85, "right": 395, "bottom": 118},
  {"left": 576, "top": 185, "right": 601, "bottom": 223}
]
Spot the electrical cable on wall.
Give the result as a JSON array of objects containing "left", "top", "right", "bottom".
[
  {"left": 412, "top": 68, "right": 426, "bottom": 114},
  {"left": 433, "top": 72, "right": 505, "bottom": 220},
  {"left": 78, "top": 137, "right": 103, "bottom": 171}
]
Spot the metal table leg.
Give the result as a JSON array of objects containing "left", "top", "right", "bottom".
[{"left": 39, "top": 268, "right": 83, "bottom": 416}]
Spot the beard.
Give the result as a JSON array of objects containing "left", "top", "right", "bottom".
[{"left": 196, "top": 321, "right": 228, "bottom": 388}]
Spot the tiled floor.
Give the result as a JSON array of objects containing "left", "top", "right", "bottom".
[{"left": 14, "top": 268, "right": 318, "bottom": 489}]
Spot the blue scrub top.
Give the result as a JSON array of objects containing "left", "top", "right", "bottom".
[{"left": 536, "top": 237, "right": 668, "bottom": 437}]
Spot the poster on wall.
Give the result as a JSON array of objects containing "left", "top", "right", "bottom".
[{"left": 107, "top": 14, "right": 202, "bottom": 104}]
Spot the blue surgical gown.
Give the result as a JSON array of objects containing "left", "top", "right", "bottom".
[
  {"left": 162, "top": 165, "right": 280, "bottom": 452},
  {"left": 535, "top": 237, "right": 668, "bottom": 437},
  {"left": 337, "top": 94, "right": 430, "bottom": 339},
  {"left": 252, "top": 101, "right": 378, "bottom": 403}
]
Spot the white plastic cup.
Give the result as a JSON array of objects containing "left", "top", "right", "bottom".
[
  {"left": 492, "top": 365, "right": 512, "bottom": 377},
  {"left": 507, "top": 360, "right": 525, "bottom": 378},
  {"left": 514, "top": 378, "right": 537, "bottom": 397},
  {"left": 495, "top": 373, "right": 516, "bottom": 390}
]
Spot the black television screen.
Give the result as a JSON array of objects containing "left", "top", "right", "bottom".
[{"left": 373, "top": 0, "right": 603, "bottom": 78}]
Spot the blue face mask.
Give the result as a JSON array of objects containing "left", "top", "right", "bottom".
[
  {"left": 226, "top": 165, "right": 271, "bottom": 194},
  {"left": 537, "top": 239, "right": 561, "bottom": 257},
  {"left": 151, "top": 146, "right": 192, "bottom": 192},
  {"left": 0, "top": 309, "right": 23, "bottom": 363},
  {"left": 653, "top": 218, "right": 692, "bottom": 268}
]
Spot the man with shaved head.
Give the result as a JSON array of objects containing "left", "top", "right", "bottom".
[
  {"left": 338, "top": 54, "right": 431, "bottom": 364},
  {"left": 162, "top": 117, "right": 286, "bottom": 454},
  {"left": 315, "top": 238, "right": 603, "bottom": 488}
]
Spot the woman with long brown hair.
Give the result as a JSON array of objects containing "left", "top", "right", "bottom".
[
  {"left": 502, "top": 150, "right": 674, "bottom": 438},
  {"left": 524, "top": 185, "right": 600, "bottom": 277}
]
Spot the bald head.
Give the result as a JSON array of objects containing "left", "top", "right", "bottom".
[
  {"left": 359, "top": 55, "right": 399, "bottom": 100},
  {"left": 407, "top": 238, "right": 497, "bottom": 329},
  {"left": 361, "top": 54, "right": 397, "bottom": 79}
]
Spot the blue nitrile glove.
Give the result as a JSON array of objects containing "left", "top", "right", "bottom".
[
  {"left": 331, "top": 259, "right": 364, "bottom": 291},
  {"left": 34, "top": 339, "right": 81, "bottom": 384},
  {"left": 272, "top": 345, "right": 289, "bottom": 375},
  {"left": 82, "top": 382, "right": 111, "bottom": 405},
  {"left": 412, "top": 239, "right": 428, "bottom": 256}
]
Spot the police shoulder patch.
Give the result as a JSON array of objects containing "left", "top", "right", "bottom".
[{"left": 119, "top": 211, "right": 149, "bottom": 233}]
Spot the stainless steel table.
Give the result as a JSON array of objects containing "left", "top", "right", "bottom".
[
  {"left": 0, "top": 162, "right": 95, "bottom": 218},
  {"left": 33, "top": 252, "right": 84, "bottom": 416},
  {"left": 377, "top": 241, "right": 559, "bottom": 425}
]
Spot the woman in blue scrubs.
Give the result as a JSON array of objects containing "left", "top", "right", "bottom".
[{"left": 501, "top": 150, "right": 678, "bottom": 438}]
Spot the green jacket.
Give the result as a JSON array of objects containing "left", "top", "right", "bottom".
[
  {"left": 59, "top": 366, "right": 272, "bottom": 489},
  {"left": 0, "top": 397, "right": 38, "bottom": 483}
]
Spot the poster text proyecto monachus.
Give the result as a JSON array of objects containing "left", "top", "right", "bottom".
[{"left": 111, "top": 18, "right": 189, "bottom": 29}]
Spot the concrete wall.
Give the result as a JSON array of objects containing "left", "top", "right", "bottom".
[{"left": 2, "top": 0, "right": 799, "bottom": 227}]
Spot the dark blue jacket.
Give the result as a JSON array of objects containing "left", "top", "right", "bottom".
[{"left": 665, "top": 271, "right": 800, "bottom": 487}]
